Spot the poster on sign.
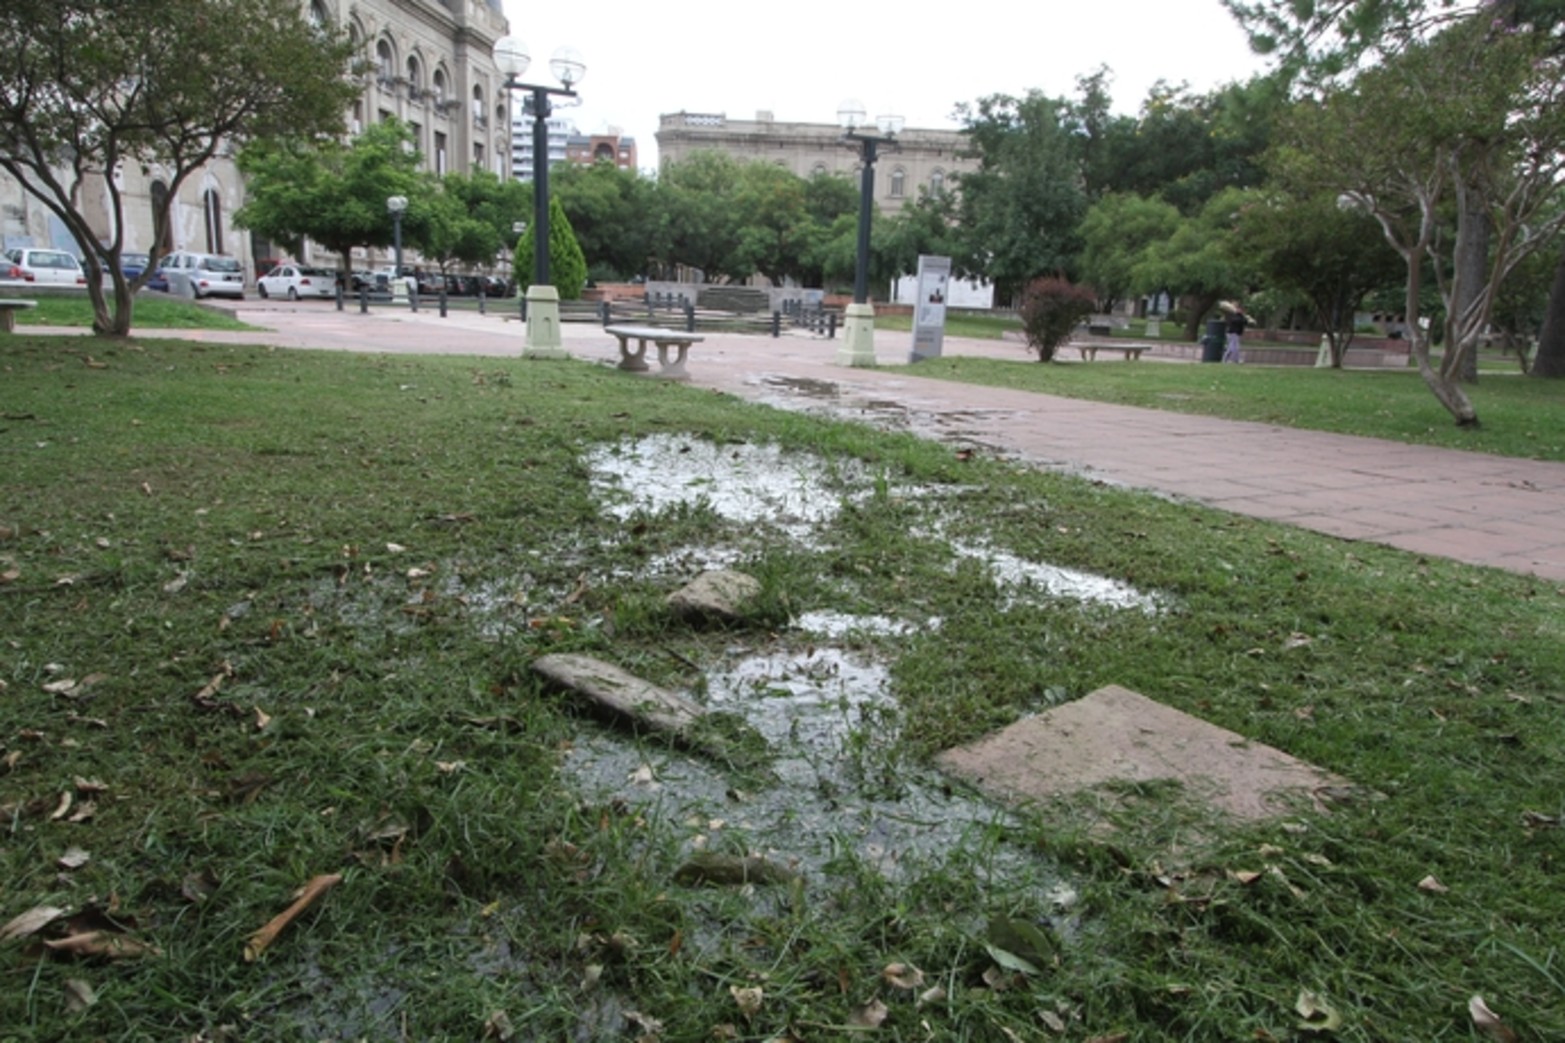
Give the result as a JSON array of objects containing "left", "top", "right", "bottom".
[{"left": 910, "top": 254, "right": 951, "bottom": 362}]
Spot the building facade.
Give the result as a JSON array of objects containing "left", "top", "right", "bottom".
[
  {"left": 509, "top": 119, "right": 637, "bottom": 181},
  {"left": 2, "top": 0, "right": 512, "bottom": 282},
  {"left": 655, "top": 111, "right": 976, "bottom": 213}
]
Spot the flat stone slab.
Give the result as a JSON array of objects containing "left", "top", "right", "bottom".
[
  {"left": 666, "top": 569, "right": 761, "bottom": 622},
  {"left": 935, "top": 685, "right": 1351, "bottom": 821},
  {"left": 533, "top": 653, "right": 705, "bottom": 737}
]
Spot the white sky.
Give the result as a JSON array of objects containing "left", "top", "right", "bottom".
[{"left": 497, "top": 0, "right": 1276, "bottom": 170}]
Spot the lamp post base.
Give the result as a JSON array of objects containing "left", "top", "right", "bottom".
[
  {"left": 836, "top": 302, "right": 877, "bottom": 367},
  {"left": 523, "top": 284, "right": 567, "bottom": 359}
]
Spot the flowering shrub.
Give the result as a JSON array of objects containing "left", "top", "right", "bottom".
[{"left": 1019, "top": 276, "right": 1097, "bottom": 361}]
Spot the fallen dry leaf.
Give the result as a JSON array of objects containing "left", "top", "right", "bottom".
[
  {"left": 57, "top": 847, "right": 91, "bottom": 870},
  {"left": 481, "top": 1009, "right": 514, "bottom": 1041},
  {"left": 63, "top": 977, "right": 98, "bottom": 1012},
  {"left": 254, "top": 707, "right": 271, "bottom": 731},
  {"left": 243, "top": 873, "right": 343, "bottom": 962},
  {"left": 73, "top": 776, "right": 108, "bottom": 795},
  {"left": 0, "top": 905, "right": 67, "bottom": 942},
  {"left": 848, "top": 997, "right": 889, "bottom": 1028},
  {"left": 731, "top": 985, "right": 763, "bottom": 1018},
  {"left": 917, "top": 984, "right": 947, "bottom": 1008},
  {"left": 44, "top": 931, "right": 161, "bottom": 959},
  {"left": 1295, "top": 990, "right": 1342, "bottom": 1033},
  {"left": 883, "top": 962, "right": 925, "bottom": 990},
  {"left": 1417, "top": 875, "right": 1449, "bottom": 893},
  {"left": 1469, "top": 995, "right": 1518, "bottom": 1043},
  {"left": 1229, "top": 869, "right": 1264, "bottom": 885},
  {"left": 49, "top": 791, "right": 73, "bottom": 821}
]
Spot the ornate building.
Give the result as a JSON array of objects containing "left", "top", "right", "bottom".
[
  {"left": 1, "top": 0, "right": 512, "bottom": 281},
  {"left": 655, "top": 111, "right": 976, "bottom": 213}
]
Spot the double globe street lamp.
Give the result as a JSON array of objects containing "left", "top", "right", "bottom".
[
  {"left": 836, "top": 101, "right": 903, "bottom": 368},
  {"left": 493, "top": 35, "right": 585, "bottom": 359},
  {"left": 386, "top": 194, "right": 408, "bottom": 302}
]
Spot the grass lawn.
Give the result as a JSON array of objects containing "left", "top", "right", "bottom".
[
  {"left": 2, "top": 333, "right": 1563, "bottom": 1040},
  {"left": 12, "top": 293, "right": 257, "bottom": 331}
]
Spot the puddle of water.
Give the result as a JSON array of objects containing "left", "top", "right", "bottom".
[
  {"left": 560, "top": 638, "right": 1046, "bottom": 889},
  {"left": 948, "top": 538, "right": 1164, "bottom": 613},
  {"left": 793, "top": 610, "right": 935, "bottom": 639},
  {"left": 586, "top": 434, "right": 860, "bottom": 542}
]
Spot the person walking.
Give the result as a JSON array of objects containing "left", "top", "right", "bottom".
[{"left": 1222, "top": 302, "right": 1247, "bottom": 363}]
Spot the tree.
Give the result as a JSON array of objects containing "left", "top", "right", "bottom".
[
  {"left": 515, "top": 196, "right": 587, "bottom": 300},
  {"left": 1275, "top": 19, "right": 1565, "bottom": 423},
  {"left": 650, "top": 151, "right": 750, "bottom": 282},
  {"left": 1134, "top": 188, "right": 1254, "bottom": 340},
  {"left": 1019, "top": 276, "right": 1098, "bottom": 361},
  {"left": 0, "top": 0, "right": 358, "bottom": 336},
  {"left": 235, "top": 121, "right": 423, "bottom": 284},
  {"left": 1230, "top": 188, "right": 1405, "bottom": 365},
  {"left": 435, "top": 169, "right": 530, "bottom": 275},
  {"left": 552, "top": 161, "right": 655, "bottom": 282},
  {"left": 1077, "top": 193, "right": 1182, "bottom": 311},
  {"left": 951, "top": 91, "right": 1089, "bottom": 301}
]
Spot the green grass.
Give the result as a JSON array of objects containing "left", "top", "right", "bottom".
[
  {"left": 894, "top": 355, "right": 1565, "bottom": 461},
  {"left": 11, "top": 293, "right": 257, "bottom": 331},
  {"left": 2, "top": 333, "right": 1563, "bottom": 1041},
  {"left": 874, "top": 311, "right": 1022, "bottom": 340}
]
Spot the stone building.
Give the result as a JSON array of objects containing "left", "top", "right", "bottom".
[
  {"left": 655, "top": 111, "right": 976, "bottom": 212},
  {"left": 1, "top": 0, "right": 512, "bottom": 282}
]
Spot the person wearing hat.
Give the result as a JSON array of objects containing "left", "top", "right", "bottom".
[{"left": 1222, "top": 302, "right": 1247, "bottom": 363}]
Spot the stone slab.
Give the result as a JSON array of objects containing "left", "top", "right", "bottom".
[
  {"left": 935, "top": 685, "right": 1350, "bottom": 821},
  {"left": 533, "top": 653, "right": 705, "bottom": 737}
]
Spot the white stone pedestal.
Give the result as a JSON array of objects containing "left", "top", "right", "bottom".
[
  {"left": 523, "top": 284, "right": 567, "bottom": 359},
  {"left": 836, "top": 302, "right": 878, "bottom": 367}
]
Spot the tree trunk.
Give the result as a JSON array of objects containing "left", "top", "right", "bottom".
[
  {"left": 1451, "top": 184, "right": 1489, "bottom": 383},
  {"left": 1531, "top": 243, "right": 1565, "bottom": 377},
  {"left": 1183, "top": 291, "right": 1220, "bottom": 342}
]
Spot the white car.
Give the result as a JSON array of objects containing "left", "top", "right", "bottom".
[
  {"left": 258, "top": 263, "right": 338, "bottom": 300},
  {"left": 2, "top": 247, "right": 88, "bottom": 287}
]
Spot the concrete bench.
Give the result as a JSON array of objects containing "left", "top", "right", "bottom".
[
  {"left": 1074, "top": 343, "right": 1146, "bottom": 362},
  {"left": 0, "top": 299, "right": 38, "bottom": 332},
  {"left": 606, "top": 324, "right": 704, "bottom": 381}
]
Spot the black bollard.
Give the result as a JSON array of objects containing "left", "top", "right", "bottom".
[
  {"left": 359, "top": 286, "right": 369, "bottom": 314},
  {"left": 439, "top": 289, "right": 447, "bottom": 318}
]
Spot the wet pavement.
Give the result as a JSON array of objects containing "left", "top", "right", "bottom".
[{"left": 35, "top": 298, "right": 1565, "bottom": 582}]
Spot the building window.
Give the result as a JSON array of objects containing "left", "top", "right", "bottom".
[
  {"left": 376, "top": 40, "right": 394, "bottom": 85},
  {"left": 409, "top": 122, "right": 422, "bottom": 161},
  {"left": 435, "top": 131, "right": 447, "bottom": 175},
  {"left": 890, "top": 168, "right": 906, "bottom": 198},
  {"left": 406, "top": 56, "right": 421, "bottom": 102},
  {"left": 930, "top": 168, "right": 945, "bottom": 195},
  {"left": 203, "top": 189, "right": 223, "bottom": 255},
  {"left": 307, "top": 1, "right": 329, "bottom": 30},
  {"left": 150, "top": 180, "right": 173, "bottom": 254},
  {"left": 432, "top": 68, "right": 447, "bottom": 106},
  {"left": 812, "top": 163, "right": 828, "bottom": 178}
]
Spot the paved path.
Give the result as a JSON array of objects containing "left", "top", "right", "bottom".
[{"left": 32, "top": 301, "right": 1565, "bottom": 581}]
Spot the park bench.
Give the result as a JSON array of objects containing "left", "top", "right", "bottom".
[
  {"left": 0, "top": 299, "right": 38, "bottom": 332},
  {"left": 1073, "top": 343, "right": 1147, "bottom": 362},
  {"left": 606, "top": 324, "right": 704, "bottom": 381}
]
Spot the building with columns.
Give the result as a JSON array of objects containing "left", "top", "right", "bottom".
[
  {"left": 1, "top": 0, "right": 512, "bottom": 282},
  {"left": 655, "top": 111, "right": 976, "bottom": 213}
]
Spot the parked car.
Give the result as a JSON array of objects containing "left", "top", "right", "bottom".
[
  {"left": 160, "top": 250, "right": 245, "bottom": 300},
  {"left": 146, "top": 264, "right": 171, "bottom": 292},
  {"left": 2, "top": 247, "right": 88, "bottom": 287},
  {"left": 257, "top": 263, "right": 337, "bottom": 300},
  {"left": 99, "top": 252, "right": 152, "bottom": 282}
]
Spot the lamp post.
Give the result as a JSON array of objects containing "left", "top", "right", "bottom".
[
  {"left": 493, "top": 35, "right": 585, "bottom": 359},
  {"left": 386, "top": 194, "right": 408, "bottom": 302},
  {"left": 836, "top": 101, "right": 902, "bottom": 367}
]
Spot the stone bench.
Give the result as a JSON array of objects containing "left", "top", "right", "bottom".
[
  {"left": 1073, "top": 343, "right": 1146, "bottom": 362},
  {"left": 0, "top": 299, "right": 38, "bottom": 332},
  {"left": 606, "top": 324, "right": 704, "bottom": 381}
]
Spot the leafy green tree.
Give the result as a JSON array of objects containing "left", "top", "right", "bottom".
[
  {"left": 552, "top": 162, "right": 655, "bottom": 281},
  {"left": 1230, "top": 188, "right": 1405, "bottom": 365},
  {"left": 649, "top": 151, "right": 750, "bottom": 282},
  {"left": 409, "top": 182, "right": 496, "bottom": 276},
  {"left": 437, "top": 169, "right": 530, "bottom": 273},
  {"left": 236, "top": 120, "right": 422, "bottom": 284},
  {"left": 1134, "top": 188, "right": 1256, "bottom": 340},
  {"left": 0, "top": 0, "right": 358, "bottom": 336},
  {"left": 951, "top": 91, "right": 1089, "bottom": 301},
  {"left": 1077, "top": 193, "right": 1182, "bottom": 310},
  {"left": 515, "top": 196, "right": 587, "bottom": 300},
  {"left": 1274, "top": 18, "right": 1565, "bottom": 423}
]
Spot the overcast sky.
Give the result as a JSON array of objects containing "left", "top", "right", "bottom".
[{"left": 497, "top": 0, "right": 1276, "bottom": 169}]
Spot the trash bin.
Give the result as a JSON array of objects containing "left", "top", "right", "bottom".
[{"left": 1201, "top": 317, "right": 1226, "bottom": 363}]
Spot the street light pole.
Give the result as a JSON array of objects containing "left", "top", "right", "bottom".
[
  {"left": 386, "top": 194, "right": 408, "bottom": 303},
  {"left": 493, "top": 36, "right": 584, "bottom": 359},
  {"left": 836, "top": 101, "right": 902, "bottom": 368}
]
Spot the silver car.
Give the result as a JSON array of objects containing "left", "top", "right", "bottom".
[
  {"left": 2, "top": 247, "right": 88, "bottom": 287},
  {"left": 161, "top": 251, "right": 245, "bottom": 300}
]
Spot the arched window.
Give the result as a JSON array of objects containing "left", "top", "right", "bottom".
[
  {"left": 307, "top": 1, "right": 329, "bottom": 30},
  {"left": 594, "top": 143, "right": 614, "bottom": 162},
  {"left": 406, "top": 55, "right": 422, "bottom": 101},
  {"left": 472, "top": 85, "right": 485, "bottom": 125},
  {"left": 432, "top": 68, "right": 447, "bottom": 104},
  {"left": 376, "top": 39, "right": 394, "bottom": 85},
  {"left": 929, "top": 168, "right": 946, "bottom": 195},
  {"left": 150, "top": 180, "right": 174, "bottom": 255},
  {"left": 812, "top": 163, "right": 828, "bottom": 178},
  {"left": 203, "top": 189, "right": 224, "bottom": 255},
  {"left": 890, "top": 167, "right": 906, "bottom": 198}
]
